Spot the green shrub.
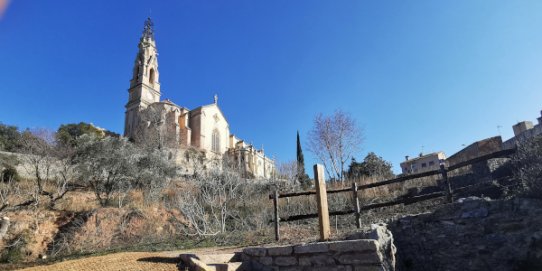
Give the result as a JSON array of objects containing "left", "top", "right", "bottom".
[
  {"left": 0, "top": 233, "right": 29, "bottom": 263},
  {"left": 2, "top": 165, "right": 19, "bottom": 182}
]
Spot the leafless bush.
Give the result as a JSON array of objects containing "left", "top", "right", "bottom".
[
  {"left": 176, "top": 169, "right": 244, "bottom": 235},
  {"left": 47, "top": 212, "right": 93, "bottom": 257},
  {"left": 175, "top": 168, "right": 278, "bottom": 236},
  {"left": 277, "top": 160, "right": 300, "bottom": 188}
]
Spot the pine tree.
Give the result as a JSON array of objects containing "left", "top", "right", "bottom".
[{"left": 296, "top": 131, "right": 311, "bottom": 188}]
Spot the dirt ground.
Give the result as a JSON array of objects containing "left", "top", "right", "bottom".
[{"left": 10, "top": 247, "right": 241, "bottom": 271}]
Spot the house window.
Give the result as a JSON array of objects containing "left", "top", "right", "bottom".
[
  {"left": 212, "top": 129, "right": 220, "bottom": 153},
  {"left": 422, "top": 163, "right": 427, "bottom": 168},
  {"left": 429, "top": 161, "right": 435, "bottom": 167}
]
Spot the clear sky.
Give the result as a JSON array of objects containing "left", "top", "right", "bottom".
[{"left": 1, "top": 1, "right": 542, "bottom": 174}]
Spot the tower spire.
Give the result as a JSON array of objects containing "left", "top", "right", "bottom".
[
  {"left": 125, "top": 17, "right": 161, "bottom": 138},
  {"left": 142, "top": 17, "right": 154, "bottom": 41}
]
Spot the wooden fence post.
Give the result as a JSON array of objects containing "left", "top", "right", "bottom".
[
  {"left": 273, "top": 190, "right": 280, "bottom": 241},
  {"left": 314, "top": 164, "right": 330, "bottom": 241},
  {"left": 439, "top": 160, "right": 453, "bottom": 203},
  {"left": 352, "top": 182, "right": 362, "bottom": 229}
]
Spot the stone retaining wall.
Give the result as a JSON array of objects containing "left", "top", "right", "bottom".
[
  {"left": 391, "top": 197, "right": 542, "bottom": 271},
  {"left": 241, "top": 239, "right": 389, "bottom": 271}
]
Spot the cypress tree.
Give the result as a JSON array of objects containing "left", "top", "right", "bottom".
[{"left": 296, "top": 131, "right": 311, "bottom": 188}]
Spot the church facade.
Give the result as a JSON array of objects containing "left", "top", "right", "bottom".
[{"left": 124, "top": 18, "right": 275, "bottom": 179}]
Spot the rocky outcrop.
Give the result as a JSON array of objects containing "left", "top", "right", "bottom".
[{"left": 368, "top": 223, "right": 396, "bottom": 271}]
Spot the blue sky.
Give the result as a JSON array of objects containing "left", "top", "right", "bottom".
[{"left": 1, "top": 1, "right": 542, "bottom": 174}]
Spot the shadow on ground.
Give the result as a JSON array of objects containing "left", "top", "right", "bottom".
[{"left": 137, "top": 256, "right": 180, "bottom": 264}]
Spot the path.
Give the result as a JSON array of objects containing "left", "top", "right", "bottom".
[{"left": 13, "top": 247, "right": 241, "bottom": 271}]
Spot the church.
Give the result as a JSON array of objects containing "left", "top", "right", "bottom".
[{"left": 124, "top": 18, "right": 275, "bottom": 179}]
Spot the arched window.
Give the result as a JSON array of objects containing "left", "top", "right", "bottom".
[
  {"left": 149, "top": 68, "right": 155, "bottom": 86},
  {"left": 212, "top": 129, "right": 220, "bottom": 153},
  {"left": 135, "top": 66, "right": 140, "bottom": 80}
]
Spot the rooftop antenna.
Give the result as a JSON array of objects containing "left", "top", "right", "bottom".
[{"left": 497, "top": 125, "right": 502, "bottom": 136}]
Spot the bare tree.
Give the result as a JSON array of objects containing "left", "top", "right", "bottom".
[
  {"left": 19, "top": 129, "right": 56, "bottom": 195},
  {"left": 50, "top": 142, "right": 79, "bottom": 208},
  {"left": 75, "top": 135, "right": 138, "bottom": 207},
  {"left": 277, "top": 160, "right": 298, "bottom": 185},
  {"left": 307, "top": 110, "right": 363, "bottom": 181},
  {"left": 2, "top": 129, "right": 73, "bottom": 211}
]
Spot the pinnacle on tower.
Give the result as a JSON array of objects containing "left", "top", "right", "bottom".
[{"left": 142, "top": 17, "right": 154, "bottom": 41}]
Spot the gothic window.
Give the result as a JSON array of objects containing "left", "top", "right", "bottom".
[
  {"left": 135, "top": 66, "right": 140, "bottom": 80},
  {"left": 149, "top": 68, "right": 155, "bottom": 86},
  {"left": 212, "top": 129, "right": 220, "bottom": 153}
]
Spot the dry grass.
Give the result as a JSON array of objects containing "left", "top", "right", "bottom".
[
  {"left": 8, "top": 246, "right": 242, "bottom": 271},
  {"left": 0, "top": 167, "right": 470, "bottom": 266}
]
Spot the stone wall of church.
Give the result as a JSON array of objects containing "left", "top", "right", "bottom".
[
  {"left": 189, "top": 111, "right": 202, "bottom": 148},
  {"left": 178, "top": 113, "right": 191, "bottom": 147},
  {"left": 192, "top": 105, "right": 230, "bottom": 154}
]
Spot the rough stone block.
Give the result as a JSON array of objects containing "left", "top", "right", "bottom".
[
  {"left": 250, "top": 261, "right": 277, "bottom": 271},
  {"left": 294, "top": 243, "right": 329, "bottom": 254},
  {"left": 297, "top": 255, "right": 336, "bottom": 266},
  {"left": 267, "top": 245, "right": 293, "bottom": 256},
  {"left": 274, "top": 256, "right": 298, "bottom": 266},
  {"left": 241, "top": 253, "right": 251, "bottom": 262},
  {"left": 244, "top": 247, "right": 267, "bottom": 257},
  {"left": 461, "top": 207, "right": 488, "bottom": 218},
  {"left": 298, "top": 256, "right": 311, "bottom": 266},
  {"left": 328, "top": 240, "right": 378, "bottom": 252},
  {"left": 335, "top": 252, "right": 382, "bottom": 265},
  {"left": 311, "top": 266, "right": 352, "bottom": 271},
  {"left": 353, "top": 265, "right": 385, "bottom": 271},
  {"left": 258, "top": 256, "right": 273, "bottom": 266}
]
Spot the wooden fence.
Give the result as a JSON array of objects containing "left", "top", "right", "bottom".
[{"left": 269, "top": 148, "right": 516, "bottom": 241}]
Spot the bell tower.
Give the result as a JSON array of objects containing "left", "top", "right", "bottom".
[{"left": 124, "top": 17, "right": 161, "bottom": 138}]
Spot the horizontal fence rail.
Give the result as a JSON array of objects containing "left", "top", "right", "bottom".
[{"left": 270, "top": 148, "right": 516, "bottom": 241}]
